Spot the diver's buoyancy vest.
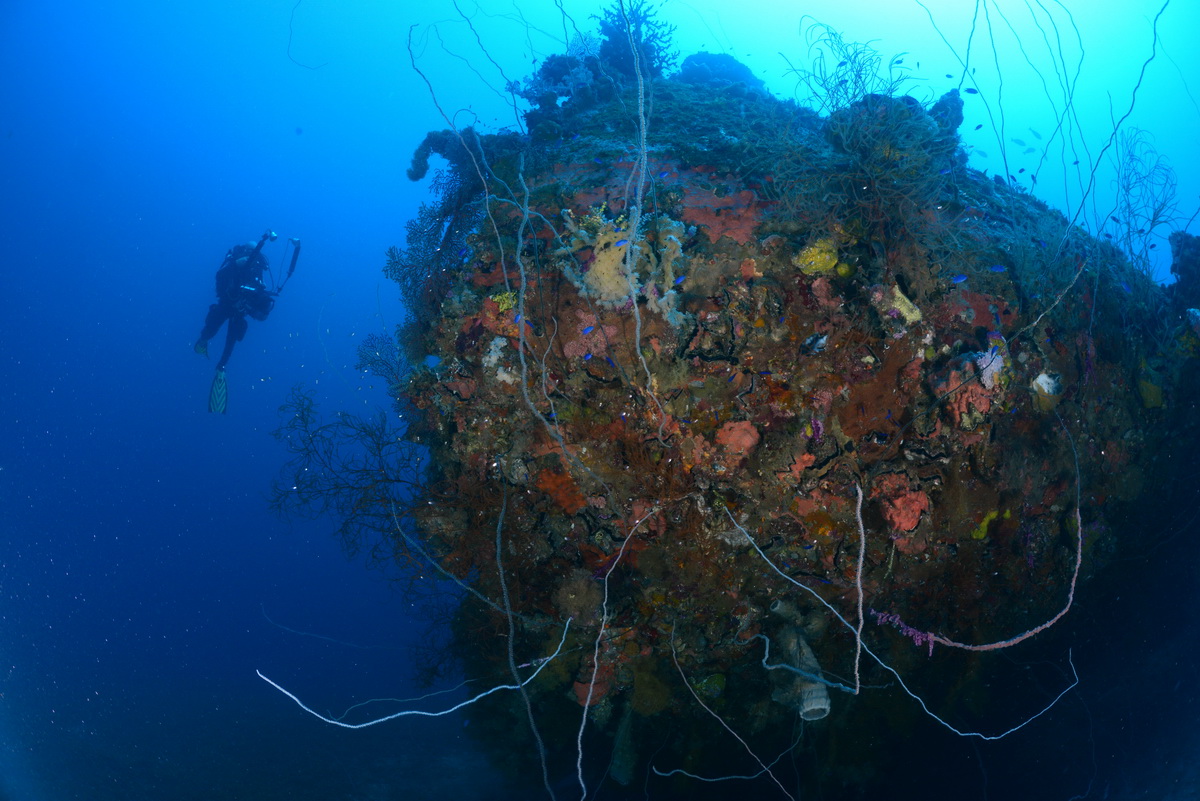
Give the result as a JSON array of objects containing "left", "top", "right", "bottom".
[{"left": 216, "top": 253, "right": 273, "bottom": 320}]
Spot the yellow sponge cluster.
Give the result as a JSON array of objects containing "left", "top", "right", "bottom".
[
  {"left": 582, "top": 223, "right": 636, "bottom": 303},
  {"left": 555, "top": 207, "right": 640, "bottom": 305},
  {"left": 792, "top": 237, "right": 844, "bottom": 276}
]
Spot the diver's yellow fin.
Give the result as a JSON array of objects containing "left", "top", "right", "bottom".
[{"left": 208, "top": 369, "right": 228, "bottom": 414}]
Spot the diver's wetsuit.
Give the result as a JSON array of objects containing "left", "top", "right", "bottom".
[{"left": 195, "top": 246, "right": 272, "bottom": 369}]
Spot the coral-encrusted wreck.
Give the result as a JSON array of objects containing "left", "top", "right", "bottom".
[{"left": 389, "top": 42, "right": 1175, "bottom": 795}]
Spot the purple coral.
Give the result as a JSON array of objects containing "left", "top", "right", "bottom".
[{"left": 870, "top": 609, "right": 936, "bottom": 656}]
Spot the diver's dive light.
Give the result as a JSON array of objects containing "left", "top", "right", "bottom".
[{"left": 252, "top": 229, "right": 278, "bottom": 257}]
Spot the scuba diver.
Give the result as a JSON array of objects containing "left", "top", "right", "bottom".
[{"left": 194, "top": 230, "right": 300, "bottom": 413}]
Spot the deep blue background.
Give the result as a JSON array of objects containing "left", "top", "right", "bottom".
[
  {"left": 2, "top": 1, "right": 1199, "bottom": 799},
  {"left": 0, "top": 2, "right": 499, "bottom": 798}
]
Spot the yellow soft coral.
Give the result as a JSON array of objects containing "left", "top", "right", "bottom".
[{"left": 491, "top": 291, "right": 516, "bottom": 312}]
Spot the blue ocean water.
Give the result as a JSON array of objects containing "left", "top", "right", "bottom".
[{"left": 1, "top": 2, "right": 1199, "bottom": 799}]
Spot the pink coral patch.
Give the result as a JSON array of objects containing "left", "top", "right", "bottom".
[
  {"left": 715, "top": 421, "right": 760, "bottom": 455},
  {"left": 778, "top": 452, "right": 815, "bottom": 482},
  {"left": 873, "top": 473, "right": 930, "bottom": 532}
]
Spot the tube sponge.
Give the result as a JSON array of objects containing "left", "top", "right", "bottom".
[
  {"left": 779, "top": 629, "right": 831, "bottom": 720},
  {"left": 769, "top": 601, "right": 831, "bottom": 720}
]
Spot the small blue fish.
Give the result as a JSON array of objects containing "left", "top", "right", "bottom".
[
  {"left": 593, "top": 157, "right": 604, "bottom": 164},
  {"left": 951, "top": 274, "right": 968, "bottom": 284},
  {"left": 939, "top": 167, "right": 952, "bottom": 175},
  {"left": 582, "top": 325, "right": 594, "bottom": 335},
  {"left": 605, "top": 357, "right": 615, "bottom": 366},
  {"left": 758, "top": 371, "right": 772, "bottom": 376},
  {"left": 1120, "top": 281, "right": 1132, "bottom": 294},
  {"left": 615, "top": 239, "right": 629, "bottom": 247},
  {"left": 584, "top": 353, "right": 593, "bottom": 360},
  {"left": 989, "top": 264, "right": 1006, "bottom": 272},
  {"left": 974, "top": 123, "right": 983, "bottom": 130},
  {"left": 458, "top": 247, "right": 469, "bottom": 258},
  {"left": 674, "top": 275, "right": 686, "bottom": 285},
  {"left": 964, "top": 87, "right": 978, "bottom": 94},
  {"left": 658, "top": 170, "right": 669, "bottom": 178}
]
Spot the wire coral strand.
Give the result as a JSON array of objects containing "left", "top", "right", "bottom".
[
  {"left": 615, "top": 0, "right": 670, "bottom": 443},
  {"left": 729, "top": 502, "right": 1078, "bottom": 739},
  {"left": 256, "top": 620, "right": 573, "bottom": 730},
  {"left": 930, "top": 412, "right": 1083, "bottom": 651},
  {"left": 494, "top": 477, "right": 556, "bottom": 800},
  {"left": 670, "top": 628, "right": 796, "bottom": 801},
  {"left": 574, "top": 507, "right": 658, "bottom": 800},
  {"left": 853, "top": 482, "right": 866, "bottom": 694}
]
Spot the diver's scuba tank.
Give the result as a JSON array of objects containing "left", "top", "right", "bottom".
[
  {"left": 236, "top": 230, "right": 303, "bottom": 319},
  {"left": 230, "top": 230, "right": 280, "bottom": 320}
]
